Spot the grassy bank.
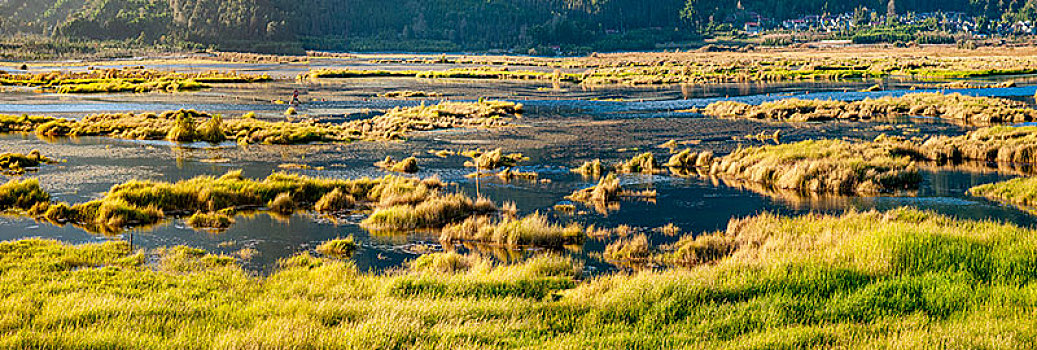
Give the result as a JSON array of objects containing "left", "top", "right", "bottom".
[
  {"left": 10, "top": 170, "right": 475, "bottom": 234},
  {"left": 0, "top": 67, "right": 272, "bottom": 94},
  {"left": 700, "top": 93, "right": 1037, "bottom": 125},
  {"left": 914, "top": 126, "right": 1037, "bottom": 164},
  {"left": 711, "top": 139, "right": 922, "bottom": 195},
  {"left": 4, "top": 207, "right": 1037, "bottom": 347},
  {"left": 3, "top": 101, "right": 520, "bottom": 145},
  {"left": 970, "top": 177, "right": 1037, "bottom": 209},
  {"left": 0, "top": 150, "right": 59, "bottom": 174}
]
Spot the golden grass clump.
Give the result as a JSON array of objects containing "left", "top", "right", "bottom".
[
  {"left": 186, "top": 211, "right": 235, "bottom": 230},
  {"left": 914, "top": 126, "right": 1037, "bottom": 164},
  {"left": 700, "top": 93, "right": 1037, "bottom": 125},
  {"left": 439, "top": 212, "right": 585, "bottom": 248},
  {"left": 316, "top": 237, "right": 358, "bottom": 257},
  {"left": 572, "top": 159, "right": 604, "bottom": 177},
  {"left": 615, "top": 152, "right": 659, "bottom": 174},
  {"left": 664, "top": 149, "right": 714, "bottom": 172},
  {"left": 375, "top": 156, "right": 420, "bottom": 173},
  {"left": 496, "top": 167, "right": 538, "bottom": 181},
  {"left": 711, "top": 139, "right": 922, "bottom": 195},
  {"left": 462, "top": 148, "right": 529, "bottom": 169},
  {"left": 362, "top": 193, "right": 498, "bottom": 232},
  {"left": 314, "top": 188, "right": 355, "bottom": 212},
  {"left": 268, "top": 193, "right": 295, "bottom": 214},
  {"left": 0, "top": 178, "right": 49, "bottom": 212},
  {"left": 0, "top": 149, "right": 59, "bottom": 174}
]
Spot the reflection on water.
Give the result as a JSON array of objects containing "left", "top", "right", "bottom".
[{"left": 2, "top": 71, "right": 1037, "bottom": 273}]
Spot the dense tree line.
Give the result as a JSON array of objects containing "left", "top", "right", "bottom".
[{"left": 4, "top": 0, "right": 1037, "bottom": 52}]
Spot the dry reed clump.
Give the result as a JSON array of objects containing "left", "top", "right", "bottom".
[
  {"left": 314, "top": 188, "right": 355, "bottom": 212},
  {"left": 572, "top": 159, "right": 604, "bottom": 177},
  {"left": 496, "top": 168, "right": 538, "bottom": 181},
  {"left": 362, "top": 193, "right": 498, "bottom": 232},
  {"left": 379, "top": 90, "right": 442, "bottom": 98},
  {"left": 911, "top": 126, "right": 1037, "bottom": 164},
  {"left": 7, "top": 101, "right": 522, "bottom": 145},
  {"left": 185, "top": 211, "right": 235, "bottom": 230},
  {"left": 700, "top": 93, "right": 1037, "bottom": 125},
  {"left": 439, "top": 212, "right": 585, "bottom": 248},
  {"left": 462, "top": 148, "right": 529, "bottom": 169},
  {"left": 268, "top": 193, "right": 295, "bottom": 214},
  {"left": 664, "top": 149, "right": 714, "bottom": 172},
  {"left": 615, "top": 152, "right": 659, "bottom": 174},
  {"left": 567, "top": 173, "right": 657, "bottom": 213},
  {"left": 375, "top": 156, "right": 420, "bottom": 173},
  {"left": 710, "top": 139, "right": 923, "bottom": 195},
  {"left": 316, "top": 237, "right": 357, "bottom": 257},
  {"left": 603, "top": 234, "right": 653, "bottom": 262},
  {"left": 0, "top": 149, "right": 59, "bottom": 174}
]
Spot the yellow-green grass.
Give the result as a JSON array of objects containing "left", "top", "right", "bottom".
[
  {"left": 378, "top": 90, "right": 442, "bottom": 98},
  {"left": 21, "top": 170, "right": 459, "bottom": 233},
  {"left": 914, "top": 126, "right": 1037, "bottom": 165},
  {"left": 0, "top": 68, "right": 271, "bottom": 94},
  {"left": 462, "top": 148, "right": 529, "bottom": 170},
  {"left": 304, "top": 67, "right": 577, "bottom": 82},
  {"left": 700, "top": 93, "right": 1037, "bottom": 125},
  {"left": 567, "top": 173, "right": 657, "bottom": 213},
  {"left": 572, "top": 159, "right": 605, "bottom": 177},
  {"left": 710, "top": 139, "right": 923, "bottom": 195},
  {"left": 316, "top": 237, "right": 358, "bottom": 257},
  {"left": 374, "top": 156, "right": 420, "bottom": 173},
  {"left": 439, "top": 213, "right": 585, "bottom": 248},
  {"left": 5, "top": 101, "right": 520, "bottom": 145},
  {"left": 0, "top": 149, "right": 59, "bottom": 174},
  {"left": 970, "top": 177, "right": 1037, "bottom": 209},
  {"left": 6, "top": 208, "right": 1037, "bottom": 347},
  {"left": 185, "top": 211, "right": 235, "bottom": 230},
  {"left": 361, "top": 193, "right": 497, "bottom": 232}
]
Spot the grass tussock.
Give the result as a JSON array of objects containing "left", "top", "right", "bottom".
[
  {"left": 711, "top": 139, "right": 923, "bottom": 195},
  {"left": 439, "top": 212, "right": 585, "bottom": 248},
  {"left": 700, "top": 93, "right": 1037, "bottom": 125},
  {"left": 567, "top": 173, "right": 656, "bottom": 213},
  {"left": 8, "top": 207, "right": 1037, "bottom": 347},
  {"left": 0, "top": 178, "right": 49, "bottom": 212},
  {"left": 572, "top": 159, "right": 604, "bottom": 177},
  {"left": 316, "top": 237, "right": 357, "bottom": 257},
  {"left": 912, "top": 126, "right": 1037, "bottom": 165},
  {"left": 362, "top": 193, "right": 497, "bottom": 232},
  {"left": 374, "top": 156, "right": 420, "bottom": 173},
  {"left": 0, "top": 149, "right": 59, "bottom": 174},
  {"left": 496, "top": 167, "right": 538, "bottom": 181},
  {"left": 615, "top": 152, "right": 660, "bottom": 174},
  {"left": 185, "top": 211, "right": 235, "bottom": 230},
  {"left": 462, "top": 148, "right": 529, "bottom": 169}
]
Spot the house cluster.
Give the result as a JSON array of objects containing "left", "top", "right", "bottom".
[{"left": 740, "top": 10, "right": 990, "bottom": 36}]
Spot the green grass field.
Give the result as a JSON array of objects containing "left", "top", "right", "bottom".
[{"left": 3, "top": 207, "right": 1037, "bottom": 348}]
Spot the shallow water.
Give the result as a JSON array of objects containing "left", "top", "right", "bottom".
[{"left": 1, "top": 62, "right": 1036, "bottom": 273}]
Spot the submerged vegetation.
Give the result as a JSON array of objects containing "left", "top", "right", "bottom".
[
  {"left": 1, "top": 100, "right": 521, "bottom": 145},
  {"left": 7, "top": 207, "right": 1037, "bottom": 347},
  {"left": 700, "top": 93, "right": 1037, "bottom": 125}
]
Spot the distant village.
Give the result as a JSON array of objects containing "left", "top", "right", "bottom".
[{"left": 734, "top": 6, "right": 1034, "bottom": 37}]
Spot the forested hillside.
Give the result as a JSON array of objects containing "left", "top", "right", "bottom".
[{"left": 2, "top": 0, "right": 1037, "bottom": 53}]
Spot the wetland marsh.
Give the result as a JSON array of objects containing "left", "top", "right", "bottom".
[{"left": 8, "top": 47, "right": 1037, "bottom": 347}]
